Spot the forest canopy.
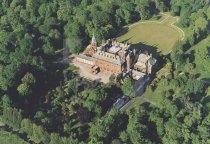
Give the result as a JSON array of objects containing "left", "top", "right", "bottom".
[{"left": 0, "top": 0, "right": 209, "bottom": 144}]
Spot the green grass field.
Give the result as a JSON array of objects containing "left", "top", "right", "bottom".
[
  {"left": 117, "top": 13, "right": 184, "bottom": 55},
  {"left": 125, "top": 98, "right": 146, "bottom": 113}
]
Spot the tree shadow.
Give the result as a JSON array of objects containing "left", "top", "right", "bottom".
[
  {"left": 120, "top": 36, "right": 133, "bottom": 43},
  {"left": 202, "top": 94, "right": 210, "bottom": 107},
  {"left": 132, "top": 42, "right": 161, "bottom": 58},
  {"left": 116, "top": 27, "right": 129, "bottom": 38},
  {"left": 132, "top": 42, "right": 165, "bottom": 66},
  {"left": 187, "top": 50, "right": 195, "bottom": 62},
  {"left": 132, "top": 42, "right": 166, "bottom": 80},
  {"left": 202, "top": 78, "right": 210, "bottom": 85}
]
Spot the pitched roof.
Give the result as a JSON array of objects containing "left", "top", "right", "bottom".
[
  {"left": 108, "top": 46, "right": 121, "bottom": 53},
  {"left": 93, "top": 51, "right": 124, "bottom": 65},
  {"left": 77, "top": 54, "right": 94, "bottom": 61},
  {"left": 138, "top": 54, "right": 151, "bottom": 64}
]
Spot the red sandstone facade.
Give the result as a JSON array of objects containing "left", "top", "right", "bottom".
[
  {"left": 94, "top": 59, "right": 122, "bottom": 74},
  {"left": 75, "top": 34, "right": 157, "bottom": 79}
]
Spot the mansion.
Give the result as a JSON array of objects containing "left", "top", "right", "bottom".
[{"left": 75, "top": 34, "right": 157, "bottom": 81}]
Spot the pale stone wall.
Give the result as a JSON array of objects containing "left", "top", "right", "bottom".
[{"left": 76, "top": 56, "right": 94, "bottom": 65}]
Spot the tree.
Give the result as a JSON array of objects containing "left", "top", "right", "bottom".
[
  {"left": 67, "top": 78, "right": 79, "bottom": 95},
  {"left": 42, "top": 40, "right": 55, "bottom": 55},
  {"left": 65, "top": 22, "right": 83, "bottom": 38},
  {"left": 21, "top": 72, "right": 36, "bottom": 85},
  {"left": 65, "top": 37, "right": 83, "bottom": 54},
  {"left": 180, "top": 11, "right": 191, "bottom": 27},
  {"left": 185, "top": 79, "right": 204, "bottom": 95},
  {"left": 162, "top": 118, "right": 183, "bottom": 143},
  {"left": 17, "top": 73, "right": 36, "bottom": 97},
  {"left": 0, "top": 64, "right": 20, "bottom": 91},
  {"left": 83, "top": 87, "right": 107, "bottom": 116},
  {"left": 155, "top": 0, "right": 167, "bottom": 12},
  {"left": 61, "top": 135, "right": 79, "bottom": 144},
  {"left": 49, "top": 29, "right": 61, "bottom": 40},
  {"left": 32, "top": 124, "right": 50, "bottom": 144},
  {"left": 121, "top": 76, "right": 135, "bottom": 98},
  {"left": 2, "top": 107, "right": 22, "bottom": 129},
  {"left": 21, "top": 119, "right": 33, "bottom": 136},
  {"left": 122, "top": 112, "right": 151, "bottom": 144},
  {"left": 207, "top": 6, "right": 210, "bottom": 20},
  {"left": 1, "top": 94, "right": 12, "bottom": 109},
  {"left": 89, "top": 109, "right": 121, "bottom": 142},
  {"left": 57, "top": 1, "right": 73, "bottom": 21},
  {"left": 39, "top": 3, "right": 57, "bottom": 18},
  {"left": 120, "top": 131, "right": 129, "bottom": 143},
  {"left": 34, "top": 111, "right": 50, "bottom": 125},
  {"left": 17, "top": 83, "right": 32, "bottom": 97},
  {"left": 170, "top": 42, "right": 184, "bottom": 70},
  {"left": 135, "top": 0, "right": 152, "bottom": 20},
  {"left": 91, "top": 10, "right": 111, "bottom": 27},
  {"left": 194, "top": 17, "right": 208, "bottom": 37},
  {"left": 120, "top": 2, "right": 136, "bottom": 24},
  {"left": 171, "top": 5, "right": 180, "bottom": 16},
  {"left": 49, "top": 133, "right": 61, "bottom": 144}
]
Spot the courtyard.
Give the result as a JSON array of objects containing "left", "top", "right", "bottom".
[{"left": 71, "top": 56, "right": 112, "bottom": 83}]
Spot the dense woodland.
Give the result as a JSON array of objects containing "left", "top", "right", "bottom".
[{"left": 0, "top": 0, "right": 210, "bottom": 144}]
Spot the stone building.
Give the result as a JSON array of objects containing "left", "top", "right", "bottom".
[
  {"left": 134, "top": 53, "right": 157, "bottom": 74},
  {"left": 75, "top": 34, "right": 157, "bottom": 80}
]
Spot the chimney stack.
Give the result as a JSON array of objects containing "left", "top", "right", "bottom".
[{"left": 126, "top": 54, "right": 131, "bottom": 71}]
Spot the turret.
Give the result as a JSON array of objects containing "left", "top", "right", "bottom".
[
  {"left": 85, "top": 33, "right": 97, "bottom": 56},
  {"left": 91, "top": 33, "right": 97, "bottom": 47}
]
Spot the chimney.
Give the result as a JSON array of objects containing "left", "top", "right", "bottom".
[
  {"left": 123, "top": 51, "right": 127, "bottom": 60},
  {"left": 150, "top": 53, "right": 153, "bottom": 58},
  {"left": 126, "top": 54, "right": 131, "bottom": 71},
  {"left": 133, "top": 48, "right": 136, "bottom": 56}
]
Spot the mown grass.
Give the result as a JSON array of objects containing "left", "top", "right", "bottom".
[
  {"left": 117, "top": 14, "right": 182, "bottom": 55},
  {"left": 125, "top": 98, "right": 146, "bottom": 113}
]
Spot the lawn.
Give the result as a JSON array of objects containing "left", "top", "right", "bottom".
[
  {"left": 125, "top": 98, "right": 146, "bottom": 113},
  {"left": 117, "top": 13, "right": 184, "bottom": 55}
]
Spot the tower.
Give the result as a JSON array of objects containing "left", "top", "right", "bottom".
[
  {"left": 91, "top": 33, "right": 97, "bottom": 47},
  {"left": 86, "top": 33, "right": 97, "bottom": 56}
]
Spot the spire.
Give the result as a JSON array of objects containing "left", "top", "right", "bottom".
[{"left": 91, "top": 33, "right": 97, "bottom": 45}]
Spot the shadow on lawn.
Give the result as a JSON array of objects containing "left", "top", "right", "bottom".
[
  {"left": 116, "top": 27, "right": 129, "bottom": 38},
  {"left": 132, "top": 42, "right": 167, "bottom": 78},
  {"left": 132, "top": 42, "right": 162, "bottom": 58}
]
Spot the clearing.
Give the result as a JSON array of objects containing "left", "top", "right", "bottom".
[
  {"left": 117, "top": 13, "right": 184, "bottom": 55},
  {"left": 70, "top": 56, "right": 112, "bottom": 83}
]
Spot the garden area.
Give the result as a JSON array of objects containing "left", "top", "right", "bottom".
[{"left": 117, "top": 13, "right": 184, "bottom": 55}]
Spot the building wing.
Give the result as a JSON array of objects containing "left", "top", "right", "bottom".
[{"left": 92, "top": 51, "right": 125, "bottom": 65}]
